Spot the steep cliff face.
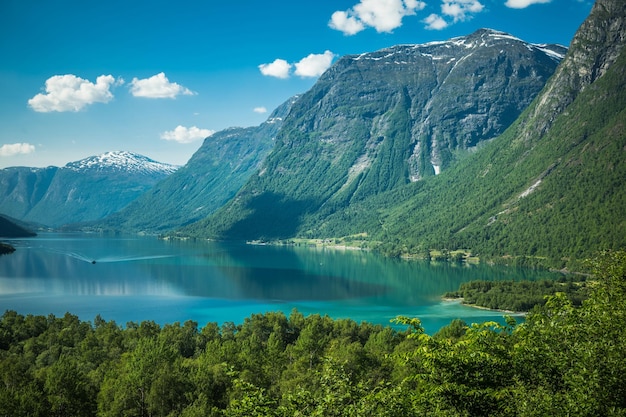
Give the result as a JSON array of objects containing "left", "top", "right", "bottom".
[
  {"left": 306, "top": 0, "right": 626, "bottom": 265},
  {"left": 280, "top": 29, "right": 564, "bottom": 184},
  {"left": 519, "top": 0, "right": 626, "bottom": 140},
  {"left": 183, "top": 29, "right": 565, "bottom": 240}
]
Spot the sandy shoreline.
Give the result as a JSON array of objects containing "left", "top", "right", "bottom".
[{"left": 442, "top": 297, "right": 527, "bottom": 315}]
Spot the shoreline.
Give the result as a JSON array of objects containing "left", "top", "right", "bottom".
[{"left": 442, "top": 297, "right": 527, "bottom": 315}]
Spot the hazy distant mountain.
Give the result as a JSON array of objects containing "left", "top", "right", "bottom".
[
  {"left": 182, "top": 28, "right": 566, "bottom": 241},
  {"left": 95, "top": 97, "right": 297, "bottom": 233},
  {"left": 0, "top": 151, "right": 178, "bottom": 227}
]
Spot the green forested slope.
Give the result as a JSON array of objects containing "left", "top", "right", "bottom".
[
  {"left": 97, "top": 99, "right": 295, "bottom": 234},
  {"left": 1, "top": 251, "right": 625, "bottom": 416},
  {"left": 180, "top": 30, "right": 562, "bottom": 241},
  {"left": 341, "top": 36, "right": 626, "bottom": 267}
]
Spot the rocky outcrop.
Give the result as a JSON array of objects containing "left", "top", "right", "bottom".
[{"left": 519, "top": 0, "right": 626, "bottom": 141}]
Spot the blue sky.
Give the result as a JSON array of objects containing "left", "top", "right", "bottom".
[{"left": 0, "top": 0, "right": 593, "bottom": 168}]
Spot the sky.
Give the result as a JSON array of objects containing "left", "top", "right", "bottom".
[{"left": 0, "top": 0, "right": 593, "bottom": 168}]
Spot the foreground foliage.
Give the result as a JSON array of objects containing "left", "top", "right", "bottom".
[{"left": 1, "top": 251, "right": 625, "bottom": 416}]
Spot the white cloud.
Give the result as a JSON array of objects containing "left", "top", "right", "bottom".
[
  {"left": 28, "top": 74, "right": 120, "bottom": 112},
  {"left": 505, "top": 0, "right": 550, "bottom": 8},
  {"left": 254, "top": 107, "right": 268, "bottom": 114},
  {"left": 294, "top": 51, "right": 336, "bottom": 78},
  {"left": 423, "top": 13, "right": 449, "bottom": 29},
  {"left": 130, "top": 73, "right": 195, "bottom": 98},
  {"left": 422, "top": 0, "right": 484, "bottom": 30},
  {"left": 329, "top": 11, "right": 366, "bottom": 35},
  {"left": 258, "top": 59, "right": 292, "bottom": 79},
  {"left": 442, "top": 0, "right": 484, "bottom": 22},
  {"left": 161, "top": 126, "right": 214, "bottom": 144},
  {"left": 0, "top": 143, "right": 36, "bottom": 157},
  {"left": 260, "top": 52, "right": 336, "bottom": 79},
  {"left": 329, "top": 0, "right": 426, "bottom": 35}
]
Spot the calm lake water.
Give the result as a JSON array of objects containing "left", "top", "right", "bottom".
[{"left": 0, "top": 233, "right": 560, "bottom": 334}]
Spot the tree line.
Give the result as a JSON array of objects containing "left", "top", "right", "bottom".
[{"left": 444, "top": 275, "right": 590, "bottom": 312}]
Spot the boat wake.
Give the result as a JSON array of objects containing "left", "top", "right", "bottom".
[{"left": 62, "top": 251, "right": 175, "bottom": 264}]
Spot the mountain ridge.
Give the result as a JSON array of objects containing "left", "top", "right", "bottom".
[
  {"left": 0, "top": 151, "right": 178, "bottom": 227},
  {"left": 181, "top": 28, "right": 567, "bottom": 241},
  {"left": 92, "top": 96, "right": 298, "bottom": 233},
  {"left": 292, "top": 0, "right": 626, "bottom": 268}
]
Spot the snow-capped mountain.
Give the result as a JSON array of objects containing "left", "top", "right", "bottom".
[
  {"left": 184, "top": 28, "right": 567, "bottom": 241},
  {"left": 0, "top": 151, "right": 178, "bottom": 227},
  {"left": 352, "top": 29, "right": 566, "bottom": 65},
  {"left": 65, "top": 151, "right": 179, "bottom": 175}
]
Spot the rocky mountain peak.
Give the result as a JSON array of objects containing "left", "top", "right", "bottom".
[
  {"left": 519, "top": 0, "right": 626, "bottom": 141},
  {"left": 64, "top": 151, "right": 179, "bottom": 176},
  {"left": 187, "top": 29, "right": 570, "bottom": 241},
  {"left": 280, "top": 29, "right": 565, "bottom": 184}
]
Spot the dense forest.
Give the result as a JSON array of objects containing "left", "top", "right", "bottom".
[
  {"left": 444, "top": 275, "right": 590, "bottom": 312},
  {"left": 1, "top": 251, "right": 624, "bottom": 416}
]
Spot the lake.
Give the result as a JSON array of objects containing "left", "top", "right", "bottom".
[{"left": 0, "top": 233, "right": 560, "bottom": 334}]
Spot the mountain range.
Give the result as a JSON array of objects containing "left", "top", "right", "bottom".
[
  {"left": 0, "top": 151, "right": 177, "bottom": 227},
  {"left": 127, "top": 28, "right": 564, "bottom": 236},
  {"left": 182, "top": 0, "right": 625, "bottom": 269},
  {"left": 178, "top": 28, "right": 567, "bottom": 239}
]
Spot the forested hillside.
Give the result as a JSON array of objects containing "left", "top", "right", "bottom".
[
  {"left": 0, "top": 214, "right": 36, "bottom": 238},
  {"left": 329, "top": 0, "right": 626, "bottom": 268},
  {"left": 180, "top": 29, "right": 563, "bottom": 242},
  {"left": 96, "top": 98, "right": 296, "bottom": 234},
  {"left": 182, "top": 0, "right": 626, "bottom": 270},
  {"left": 0, "top": 152, "right": 177, "bottom": 228},
  {"left": 1, "top": 250, "right": 625, "bottom": 416}
]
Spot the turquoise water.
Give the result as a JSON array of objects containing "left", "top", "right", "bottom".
[{"left": 0, "top": 233, "right": 558, "bottom": 334}]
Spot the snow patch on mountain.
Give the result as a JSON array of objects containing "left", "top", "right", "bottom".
[
  {"left": 350, "top": 28, "right": 567, "bottom": 64},
  {"left": 64, "top": 151, "right": 179, "bottom": 175}
]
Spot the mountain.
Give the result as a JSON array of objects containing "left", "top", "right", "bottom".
[
  {"left": 181, "top": 29, "right": 566, "bottom": 240},
  {"left": 0, "top": 214, "right": 36, "bottom": 238},
  {"left": 354, "top": 0, "right": 626, "bottom": 267},
  {"left": 95, "top": 97, "right": 297, "bottom": 233},
  {"left": 220, "top": 0, "right": 623, "bottom": 269},
  {"left": 0, "top": 151, "right": 178, "bottom": 227}
]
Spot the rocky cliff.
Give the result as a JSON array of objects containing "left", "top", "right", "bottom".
[{"left": 183, "top": 29, "right": 565, "bottom": 240}]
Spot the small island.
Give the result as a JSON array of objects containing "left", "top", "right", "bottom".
[
  {"left": 0, "top": 242, "right": 16, "bottom": 255},
  {"left": 0, "top": 214, "right": 36, "bottom": 256}
]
